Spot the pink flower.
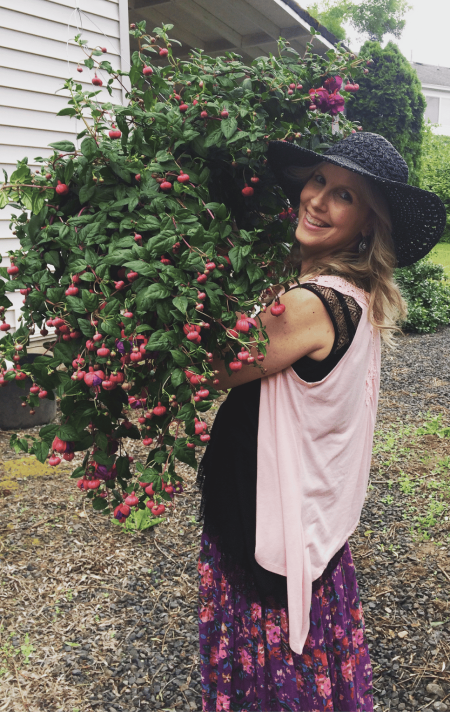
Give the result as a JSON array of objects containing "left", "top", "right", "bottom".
[
  {"left": 209, "top": 646, "right": 219, "bottom": 666},
  {"left": 257, "top": 641, "right": 265, "bottom": 667},
  {"left": 250, "top": 602, "right": 262, "bottom": 621},
  {"left": 333, "top": 624, "right": 345, "bottom": 639},
  {"left": 239, "top": 648, "right": 254, "bottom": 674},
  {"left": 199, "top": 603, "right": 214, "bottom": 623},
  {"left": 217, "top": 692, "right": 230, "bottom": 711},
  {"left": 341, "top": 658, "right": 354, "bottom": 682},
  {"left": 353, "top": 628, "right": 364, "bottom": 646},
  {"left": 201, "top": 569, "right": 213, "bottom": 587},
  {"left": 265, "top": 622, "right": 280, "bottom": 646},
  {"left": 295, "top": 669, "right": 305, "bottom": 690},
  {"left": 324, "top": 75, "right": 343, "bottom": 93},
  {"left": 280, "top": 608, "right": 288, "bottom": 633},
  {"left": 315, "top": 673, "right": 332, "bottom": 698},
  {"left": 350, "top": 602, "right": 363, "bottom": 621},
  {"left": 197, "top": 560, "right": 208, "bottom": 576}
]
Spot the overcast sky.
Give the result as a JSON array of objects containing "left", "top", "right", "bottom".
[{"left": 345, "top": 0, "right": 450, "bottom": 68}]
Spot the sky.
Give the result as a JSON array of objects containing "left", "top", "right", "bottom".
[{"left": 345, "top": 0, "right": 450, "bottom": 68}]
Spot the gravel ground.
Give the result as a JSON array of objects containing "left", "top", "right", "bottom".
[{"left": 0, "top": 328, "right": 450, "bottom": 711}]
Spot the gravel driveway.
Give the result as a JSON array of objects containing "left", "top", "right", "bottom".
[{"left": 0, "top": 328, "right": 449, "bottom": 711}]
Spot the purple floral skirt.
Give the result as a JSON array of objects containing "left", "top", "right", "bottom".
[{"left": 198, "top": 529, "right": 373, "bottom": 711}]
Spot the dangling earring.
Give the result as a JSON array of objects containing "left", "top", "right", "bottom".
[{"left": 358, "top": 239, "right": 367, "bottom": 253}]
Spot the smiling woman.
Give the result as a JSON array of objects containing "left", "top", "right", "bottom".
[{"left": 196, "top": 132, "right": 446, "bottom": 712}]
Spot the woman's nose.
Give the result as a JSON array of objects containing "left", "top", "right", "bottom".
[{"left": 309, "top": 190, "right": 327, "bottom": 212}]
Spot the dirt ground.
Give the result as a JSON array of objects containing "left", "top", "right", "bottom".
[{"left": 1, "top": 330, "right": 450, "bottom": 711}]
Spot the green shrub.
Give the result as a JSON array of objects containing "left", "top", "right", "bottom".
[
  {"left": 419, "top": 126, "right": 450, "bottom": 242},
  {"left": 0, "top": 23, "right": 365, "bottom": 523},
  {"left": 395, "top": 256, "right": 450, "bottom": 333},
  {"left": 346, "top": 41, "right": 425, "bottom": 186}
]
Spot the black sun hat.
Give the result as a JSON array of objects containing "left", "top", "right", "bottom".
[{"left": 267, "top": 132, "right": 447, "bottom": 268}]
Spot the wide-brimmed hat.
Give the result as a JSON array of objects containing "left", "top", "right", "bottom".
[{"left": 267, "top": 132, "right": 446, "bottom": 268}]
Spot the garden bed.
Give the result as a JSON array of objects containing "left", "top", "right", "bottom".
[{"left": 1, "top": 329, "right": 450, "bottom": 711}]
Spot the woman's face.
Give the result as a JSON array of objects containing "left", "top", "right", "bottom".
[{"left": 295, "top": 163, "right": 373, "bottom": 261}]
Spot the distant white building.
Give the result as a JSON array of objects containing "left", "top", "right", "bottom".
[{"left": 412, "top": 62, "right": 450, "bottom": 136}]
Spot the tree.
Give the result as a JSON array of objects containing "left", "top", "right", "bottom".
[
  {"left": 346, "top": 41, "right": 425, "bottom": 185},
  {"left": 0, "top": 24, "right": 365, "bottom": 525},
  {"left": 418, "top": 125, "right": 450, "bottom": 242},
  {"left": 307, "top": 0, "right": 410, "bottom": 43}
]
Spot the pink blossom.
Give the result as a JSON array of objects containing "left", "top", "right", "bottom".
[
  {"left": 250, "top": 602, "right": 262, "bottom": 621},
  {"left": 217, "top": 692, "right": 231, "bottom": 711},
  {"left": 341, "top": 658, "right": 354, "bottom": 682},
  {"left": 315, "top": 673, "right": 332, "bottom": 698},
  {"left": 265, "top": 622, "right": 281, "bottom": 646},
  {"left": 199, "top": 604, "right": 214, "bottom": 623},
  {"left": 209, "top": 646, "right": 219, "bottom": 666},
  {"left": 353, "top": 628, "right": 364, "bottom": 646},
  {"left": 324, "top": 75, "right": 343, "bottom": 93},
  {"left": 239, "top": 648, "right": 254, "bottom": 674},
  {"left": 333, "top": 624, "right": 345, "bottom": 639}
]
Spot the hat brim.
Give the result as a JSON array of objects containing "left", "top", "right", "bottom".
[{"left": 268, "top": 140, "right": 447, "bottom": 268}]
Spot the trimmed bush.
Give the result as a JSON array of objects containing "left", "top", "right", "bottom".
[{"left": 395, "top": 256, "right": 450, "bottom": 333}]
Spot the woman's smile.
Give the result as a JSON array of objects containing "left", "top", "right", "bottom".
[
  {"left": 304, "top": 210, "right": 331, "bottom": 229},
  {"left": 295, "top": 162, "right": 373, "bottom": 269}
]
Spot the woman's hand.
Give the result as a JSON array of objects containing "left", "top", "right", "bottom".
[{"left": 209, "top": 287, "right": 335, "bottom": 390}]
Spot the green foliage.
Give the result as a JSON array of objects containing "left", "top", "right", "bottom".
[
  {"left": 0, "top": 23, "right": 365, "bottom": 523},
  {"left": 307, "top": 0, "right": 350, "bottom": 41},
  {"left": 419, "top": 126, "right": 450, "bottom": 242},
  {"left": 346, "top": 41, "right": 425, "bottom": 186},
  {"left": 307, "top": 0, "right": 410, "bottom": 43},
  {"left": 350, "top": 0, "right": 410, "bottom": 41},
  {"left": 395, "top": 256, "right": 450, "bottom": 332}
]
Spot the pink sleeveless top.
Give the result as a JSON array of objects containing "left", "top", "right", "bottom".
[{"left": 255, "top": 275, "right": 380, "bottom": 654}]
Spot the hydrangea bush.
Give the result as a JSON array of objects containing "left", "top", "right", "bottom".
[{"left": 0, "top": 23, "right": 365, "bottom": 524}]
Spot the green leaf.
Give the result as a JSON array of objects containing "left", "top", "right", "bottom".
[
  {"left": 80, "top": 137, "right": 98, "bottom": 161},
  {"left": 10, "top": 165, "right": 31, "bottom": 184},
  {"left": 92, "top": 496, "right": 108, "bottom": 511},
  {"left": 228, "top": 246, "right": 244, "bottom": 272},
  {"left": 58, "top": 424, "right": 80, "bottom": 441},
  {"left": 93, "top": 450, "right": 115, "bottom": 467},
  {"left": 32, "top": 441, "right": 49, "bottom": 464},
  {"left": 170, "top": 368, "right": 185, "bottom": 388},
  {"left": 57, "top": 108, "right": 77, "bottom": 117},
  {"left": 49, "top": 141, "right": 76, "bottom": 152},
  {"left": 221, "top": 117, "right": 238, "bottom": 139},
  {"left": 79, "top": 184, "right": 96, "bottom": 204},
  {"left": 82, "top": 290, "right": 99, "bottom": 312},
  {"left": 172, "top": 296, "right": 188, "bottom": 313},
  {"left": 100, "top": 320, "right": 121, "bottom": 338},
  {"left": 170, "top": 349, "right": 189, "bottom": 367}
]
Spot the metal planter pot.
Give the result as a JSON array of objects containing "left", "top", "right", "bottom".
[{"left": 0, "top": 354, "right": 57, "bottom": 430}]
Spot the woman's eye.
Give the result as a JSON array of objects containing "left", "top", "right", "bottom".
[
  {"left": 339, "top": 191, "right": 352, "bottom": 202},
  {"left": 314, "top": 174, "right": 325, "bottom": 184}
]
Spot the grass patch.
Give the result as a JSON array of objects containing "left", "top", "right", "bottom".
[{"left": 430, "top": 242, "right": 450, "bottom": 277}]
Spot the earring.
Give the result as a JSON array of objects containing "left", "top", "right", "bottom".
[{"left": 358, "top": 239, "right": 367, "bottom": 253}]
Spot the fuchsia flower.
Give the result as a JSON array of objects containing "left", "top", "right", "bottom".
[
  {"left": 324, "top": 75, "right": 343, "bottom": 93},
  {"left": 309, "top": 76, "right": 345, "bottom": 116}
]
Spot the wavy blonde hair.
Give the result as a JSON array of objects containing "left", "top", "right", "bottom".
[{"left": 279, "top": 162, "right": 407, "bottom": 346}]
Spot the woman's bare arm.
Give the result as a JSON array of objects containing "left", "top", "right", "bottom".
[{"left": 209, "top": 287, "right": 335, "bottom": 390}]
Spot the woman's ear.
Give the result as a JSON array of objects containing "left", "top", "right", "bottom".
[{"left": 362, "top": 215, "right": 375, "bottom": 239}]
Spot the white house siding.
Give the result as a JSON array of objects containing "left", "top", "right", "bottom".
[
  {"left": 0, "top": 0, "right": 130, "bottom": 335},
  {"left": 422, "top": 85, "right": 450, "bottom": 136}
]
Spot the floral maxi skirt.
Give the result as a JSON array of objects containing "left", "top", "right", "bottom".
[{"left": 198, "top": 529, "right": 374, "bottom": 711}]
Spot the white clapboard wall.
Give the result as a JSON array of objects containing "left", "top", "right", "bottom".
[{"left": 0, "top": 0, "right": 130, "bottom": 335}]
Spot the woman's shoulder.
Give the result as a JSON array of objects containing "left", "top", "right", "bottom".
[{"left": 299, "top": 275, "right": 369, "bottom": 306}]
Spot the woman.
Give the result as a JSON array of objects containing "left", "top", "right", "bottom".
[{"left": 196, "top": 132, "right": 446, "bottom": 711}]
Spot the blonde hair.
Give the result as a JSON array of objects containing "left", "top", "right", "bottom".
[{"left": 279, "top": 162, "right": 407, "bottom": 346}]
